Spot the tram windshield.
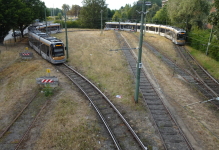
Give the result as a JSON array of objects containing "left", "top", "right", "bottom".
[
  {"left": 53, "top": 47, "right": 64, "bottom": 57},
  {"left": 177, "top": 33, "right": 186, "bottom": 40}
]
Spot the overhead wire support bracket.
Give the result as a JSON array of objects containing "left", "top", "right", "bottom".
[{"left": 184, "top": 97, "right": 219, "bottom": 107}]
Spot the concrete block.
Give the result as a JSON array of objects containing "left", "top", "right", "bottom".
[
  {"left": 19, "top": 51, "right": 33, "bottom": 59},
  {"left": 36, "top": 76, "right": 59, "bottom": 88}
]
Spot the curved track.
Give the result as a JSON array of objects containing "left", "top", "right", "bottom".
[
  {"left": 116, "top": 31, "right": 193, "bottom": 150},
  {"left": 175, "top": 46, "right": 219, "bottom": 108},
  {"left": 55, "top": 63, "right": 147, "bottom": 150},
  {"left": 130, "top": 32, "right": 219, "bottom": 108}
]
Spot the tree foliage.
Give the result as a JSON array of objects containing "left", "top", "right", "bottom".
[
  {"left": 70, "top": 5, "right": 81, "bottom": 17},
  {"left": 146, "top": 3, "right": 160, "bottom": 23},
  {"left": 167, "top": 0, "right": 210, "bottom": 30},
  {"left": 0, "top": 0, "right": 46, "bottom": 44},
  {"left": 153, "top": 5, "right": 170, "bottom": 24},
  {"left": 47, "top": 8, "right": 63, "bottom": 16},
  {"left": 208, "top": 0, "right": 219, "bottom": 36},
  {"left": 112, "top": 4, "right": 131, "bottom": 21},
  {"left": 79, "top": 0, "right": 107, "bottom": 28}
]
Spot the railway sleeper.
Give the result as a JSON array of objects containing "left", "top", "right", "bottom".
[
  {"left": 150, "top": 110, "right": 167, "bottom": 114},
  {"left": 145, "top": 100, "right": 163, "bottom": 105},
  {"left": 143, "top": 96, "right": 160, "bottom": 100},
  {"left": 91, "top": 96, "right": 103, "bottom": 101},
  {"left": 159, "top": 127, "right": 178, "bottom": 135},
  {"left": 156, "top": 121, "right": 173, "bottom": 127},
  {"left": 76, "top": 80, "right": 87, "bottom": 84},
  {"left": 140, "top": 87, "right": 153, "bottom": 90},
  {"left": 165, "top": 142, "right": 189, "bottom": 150},
  {"left": 141, "top": 89, "right": 156, "bottom": 93},
  {"left": 143, "top": 92, "right": 158, "bottom": 96},
  {"left": 163, "top": 135, "right": 185, "bottom": 143},
  {"left": 147, "top": 105, "right": 165, "bottom": 110},
  {"left": 152, "top": 114, "right": 171, "bottom": 121}
]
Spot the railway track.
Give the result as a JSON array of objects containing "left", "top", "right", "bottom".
[
  {"left": 175, "top": 46, "right": 219, "bottom": 108},
  {"left": 116, "top": 31, "right": 193, "bottom": 150},
  {"left": 130, "top": 32, "right": 218, "bottom": 108},
  {"left": 0, "top": 92, "right": 49, "bottom": 150},
  {"left": 55, "top": 63, "right": 147, "bottom": 150}
]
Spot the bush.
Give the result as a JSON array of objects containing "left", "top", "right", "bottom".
[
  {"left": 187, "top": 29, "right": 219, "bottom": 61},
  {"left": 43, "top": 84, "right": 53, "bottom": 97},
  {"left": 54, "top": 20, "right": 81, "bottom": 28}
]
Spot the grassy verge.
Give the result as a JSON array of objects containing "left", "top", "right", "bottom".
[
  {"left": 185, "top": 45, "right": 219, "bottom": 80},
  {"left": 54, "top": 30, "right": 136, "bottom": 106},
  {"left": 35, "top": 88, "right": 103, "bottom": 150}
]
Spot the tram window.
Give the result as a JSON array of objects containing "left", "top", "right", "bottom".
[
  {"left": 177, "top": 34, "right": 185, "bottom": 40},
  {"left": 53, "top": 48, "right": 64, "bottom": 57}
]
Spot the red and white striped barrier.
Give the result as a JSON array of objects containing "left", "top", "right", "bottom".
[
  {"left": 41, "top": 79, "right": 53, "bottom": 83},
  {"left": 37, "top": 76, "right": 58, "bottom": 87},
  {"left": 19, "top": 52, "right": 33, "bottom": 59},
  {"left": 22, "top": 53, "right": 30, "bottom": 56}
]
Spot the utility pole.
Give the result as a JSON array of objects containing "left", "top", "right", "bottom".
[
  {"left": 185, "top": 15, "right": 188, "bottom": 33},
  {"left": 134, "top": 1, "right": 151, "bottom": 103},
  {"left": 65, "top": 5, "right": 69, "bottom": 59},
  {"left": 206, "top": 25, "right": 214, "bottom": 56},
  {"left": 100, "top": 10, "right": 103, "bottom": 35},
  {"left": 60, "top": 12, "right": 63, "bottom": 29},
  {"left": 144, "top": 10, "right": 149, "bottom": 36},
  {"left": 45, "top": 8, "right": 48, "bottom": 34}
]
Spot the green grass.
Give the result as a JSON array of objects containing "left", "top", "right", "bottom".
[{"left": 186, "top": 45, "right": 219, "bottom": 80}]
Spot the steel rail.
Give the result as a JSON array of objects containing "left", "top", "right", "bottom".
[
  {"left": 0, "top": 93, "right": 38, "bottom": 139},
  {"left": 119, "top": 33, "right": 167, "bottom": 150},
  {"left": 183, "top": 46, "right": 219, "bottom": 85},
  {"left": 14, "top": 98, "right": 49, "bottom": 150},
  {"left": 131, "top": 32, "right": 201, "bottom": 83},
  {"left": 120, "top": 32, "right": 193, "bottom": 150},
  {"left": 131, "top": 32, "right": 218, "bottom": 104},
  {"left": 176, "top": 46, "right": 219, "bottom": 109},
  {"left": 58, "top": 63, "right": 147, "bottom": 150},
  {"left": 56, "top": 64, "right": 121, "bottom": 150},
  {"left": 176, "top": 46, "right": 218, "bottom": 97}
]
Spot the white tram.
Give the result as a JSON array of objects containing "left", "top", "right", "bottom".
[
  {"left": 105, "top": 22, "right": 186, "bottom": 45},
  {"left": 28, "top": 26, "right": 66, "bottom": 64}
]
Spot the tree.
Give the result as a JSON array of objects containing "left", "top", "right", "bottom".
[
  {"left": 153, "top": 4, "right": 169, "bottom": 24},
  {"left": 79, "top": 0, "right": 107, "bottom": 28},
  {"left": 0, "top": 0, "right": 19, "bottom": 44},
  {"left": 208, "top": 1, "right": 219, "bottom": 36},
  {"left": 146, "top": 3, "right": 160, "bottom": 23},
  {"left": 0, "top": 0, "right": 46, "bottom": 44},
  {"left": 18, "top": 0, "right": 46, "bottom": 37},
  {"left": 70, "top": 5, "right": 81, "bottom": 17},
  {"left": 112, "top": 11, "right": 122, "bottom": 21},
  {"left": 58, "top": 12, "right": 62, "bottom": 20},
  {"left": 62, "top": 4, "right": 70, "bottom": 15},
  {"left": 167, "top": 0, "right": 210, "bottom": 30}
]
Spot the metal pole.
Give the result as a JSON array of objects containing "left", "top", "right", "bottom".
[
  {"left": 45, "top": 8, "right": 48, "bottom": 34},
  {"left": 61, "top": 13, "right": 63, "bottom": 29},
  {"left": 206, "top": 25, "right": 214, "bottom": 56},
  {"left": 134, "top": 0, "right": 146, "bottom": 103},
  {"left": 100, "top": 10, "right": 103, "bottom": 35},
  {"left": 185, "top": 15, "right": 188, "bottom": 32},
  {"left": 65, "top": 6, "right": 69, "bottom": 59},
  {"left": 144, "top": 9, "right": 147, "bottom": 36}
]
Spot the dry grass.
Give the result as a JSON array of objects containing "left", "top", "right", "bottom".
[
  {"left": 122, "top": 31, "right": 219, "bottom": 150},
  {"left": 133, "top": 32, "right": 187, "bottom": 68},
  {"left": 34, "top": 85, "right": 103, "bottom": 150},
  {"left": 55, "top": 30, "right": 135, "bottom": 105},
  {"left": 0, "top": 41, "right": 51, "bottom": 130},
  {"left": 0, "top": 39, "right": 102, "bottom": 149}
]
